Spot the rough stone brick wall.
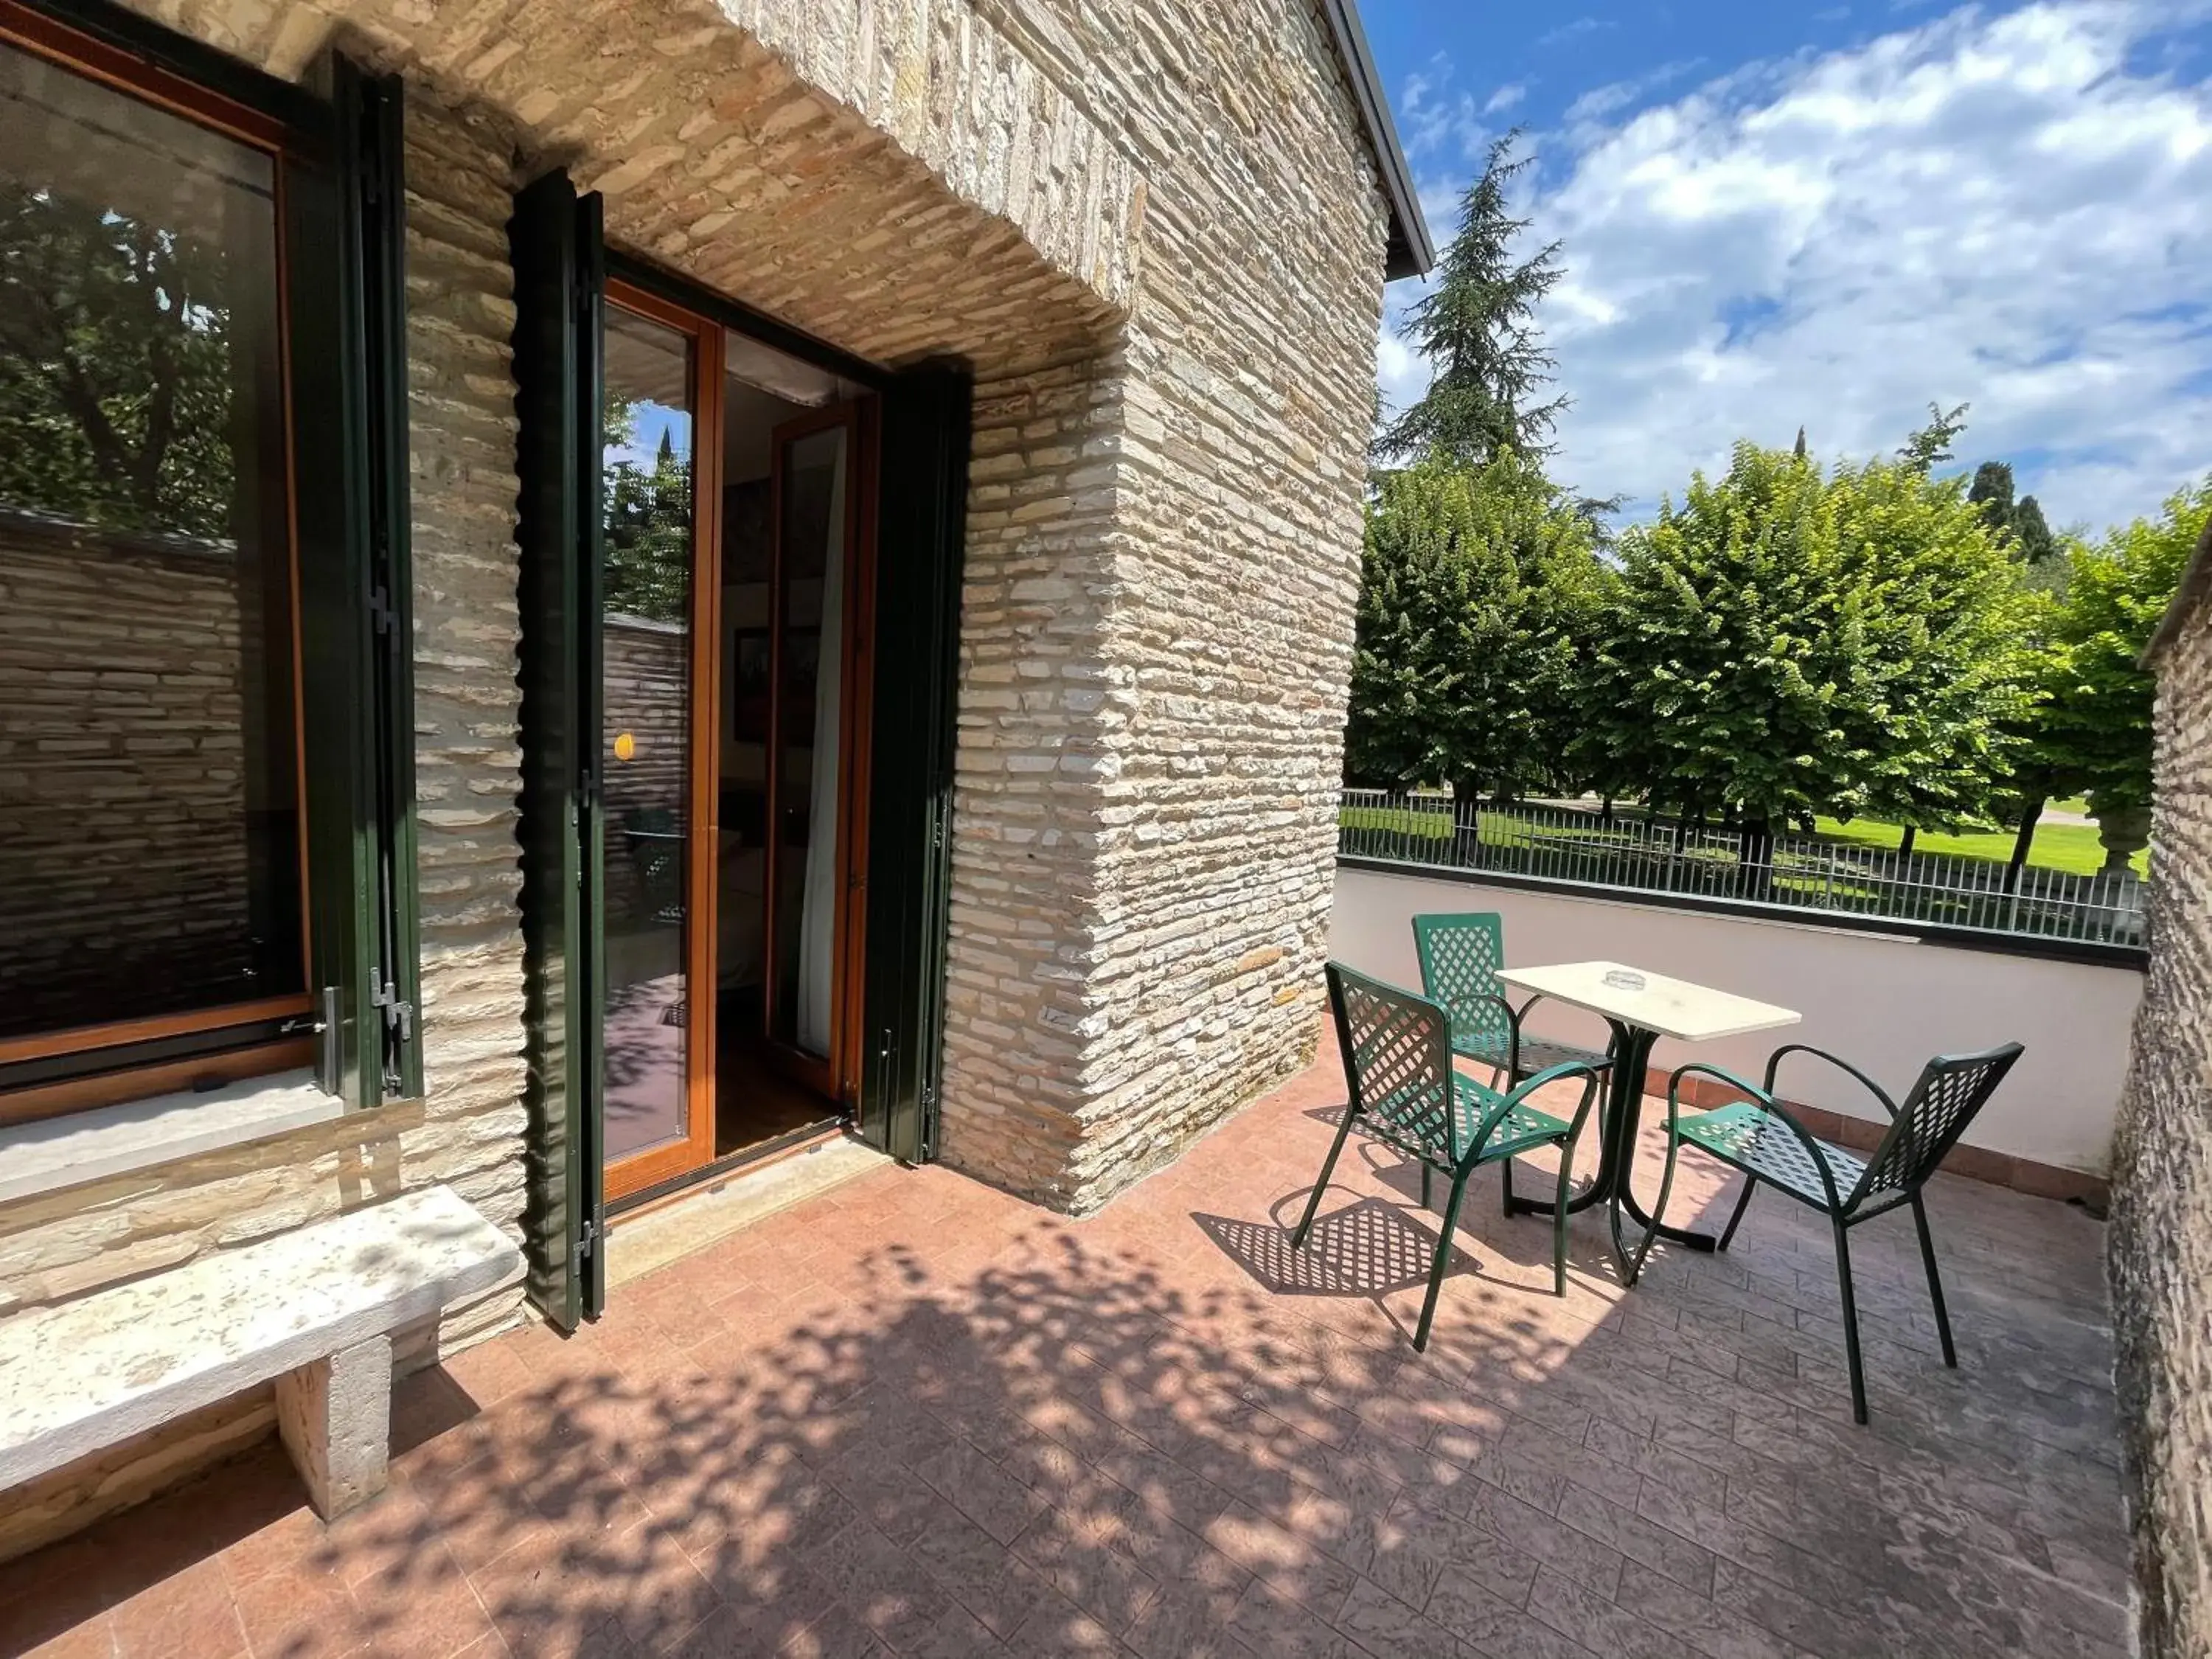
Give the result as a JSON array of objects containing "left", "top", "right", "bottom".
[
  {"left": 0, "top": 94, "right": 528, "bottom": 1562},
  {"left": 0, "top": 519, "right": 265, "bottom": 1034},
  {"left": 2111, "top": 546, "right": 2212, "bottom": 1659},
  {"left": 934, "top": 0, "right": 1388, "bottom": 1208}
]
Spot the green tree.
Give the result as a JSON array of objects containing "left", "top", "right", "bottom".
[
  {"left": 1374, "top": 133, "right": 1566, "bottom": 467},
  {"left": 1343, "top": 450, "right": 1607, "bottom": 797},
  {"left": 0, "top": 181, "right": 241, "bottom": 538},
  {"left": 1966, "top": 459, "right": 2060, "bottom": 566},
  {"left": 1824, "top": 453, "right": 2042, "bottom": 830},
  {"left": 1579, "top": 437, "right": 2031, "bottom": 838},
  {"left": 1897, "top": 401, "right": 1970, "bottom": 476},
  {"left": 2033, "top": 479, "right": 2212, "bottom": 844},
  {"left": 601, "top": 418, "right": 693, "bottom": 622}
]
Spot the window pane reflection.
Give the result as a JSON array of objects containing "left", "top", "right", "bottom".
[{"left": 0, "top": 40, "right": 302, "bottom": 1044}]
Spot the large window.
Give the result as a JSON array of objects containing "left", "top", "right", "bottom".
[{"left": 0, "top": 2, "right": 416, "bottom": 1122}]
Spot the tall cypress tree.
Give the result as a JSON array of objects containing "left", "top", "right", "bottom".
[{"left": 1374, "top": 133, "right": 1567, "bottom": 467}]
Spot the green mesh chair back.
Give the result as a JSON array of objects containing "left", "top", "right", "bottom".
[
  {"left": 1309, "top": 960, "right": 1603, "bottom": 1349},
  {"left": 1410, "top": 911, "right": 1512, "bottom": 1061},
  {"left": 1849, "top": 1043, "right": 2023, "bottom": 1205},
  {"left": 1327, "top": 961, "right": 1459, "bottom": 1168},
  {"left": 1658, "top": 1037, "right": 2025, "bottom": 1424}
]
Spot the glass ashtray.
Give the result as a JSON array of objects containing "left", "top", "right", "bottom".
[{"left": 1601, "top": 969, "right": 1647, "bottom": 992}]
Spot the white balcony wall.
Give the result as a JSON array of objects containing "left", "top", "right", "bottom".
[{"left": 1332, "top": 866, "right": 2142, "bottom": 1178}]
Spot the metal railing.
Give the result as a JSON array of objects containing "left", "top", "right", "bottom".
[{"left": 1339, "top": 790, "right": 2146, "bottom": 947}]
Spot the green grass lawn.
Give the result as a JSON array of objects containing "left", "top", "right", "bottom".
[
  {"left": 1341, "top": 800, "right": 2144, "bottom": 878},
  {"left": 1339, "top": 804, "right": 1453, "bottom": 840},
  {"left": 1809, "top": 815, "right": 2144, "bottom": 878}
]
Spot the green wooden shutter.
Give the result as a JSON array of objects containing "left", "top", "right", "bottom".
[
  {"left": 861, "top": 366, "right": 972, "bottom": 1164},
  {"left": 512, "top": 169, "right": 608, "bottom": 1327},
  {"left": 335, "top": 58, "right": 423, "bottom": 1101},
  {"left": 288, "top": 58, "right": 420, "bottom": 1110}
]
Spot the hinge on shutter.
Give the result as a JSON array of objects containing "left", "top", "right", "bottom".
[
  {"left": 571, "top": 1217, "right": 598, "bottom": 1277},
  {"left": 919, "top": 1081, "right": 937, "bottom": 1161},
  {"left": 372, "top": 973, "right": 415, "bottom": 1044},
  {"left": 369, "top": 579, "right": 397, "bottom": 639}
]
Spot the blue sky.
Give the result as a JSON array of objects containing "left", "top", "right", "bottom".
[{"left": 1362, "top": 0, "right": 2212, "bottom": 535}]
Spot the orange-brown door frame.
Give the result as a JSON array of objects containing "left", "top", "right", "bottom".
[
  {"left": 760, "top": 398, "right": 877, "bottom": 1107},
  {"left": 601, "top": 280, "right": 723, "bottom": 1203}
]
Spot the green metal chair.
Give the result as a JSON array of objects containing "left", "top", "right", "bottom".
[
  {"left": 1652, "top": 1040, "right": 2024, "bottom": 1424},
  {"left": 1295, "top": 961, "right": 1604, "bottom": 1351},
  {"left": 1411, "top": 911, "right": 1613, "bottom": 1085}
]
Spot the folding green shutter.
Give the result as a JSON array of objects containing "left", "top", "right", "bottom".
[
  {"left": 285, "top": 66, "right": 372, "bottom": 1107},
  {"left": 512, "top": 170, "right": 608, "bottom": 1328},
  {"left": 861, "top": 366, "right": 973, "bottom": 1164},
  {"left": 335, "top": 58, "right": 423, "bottom": 1101}
]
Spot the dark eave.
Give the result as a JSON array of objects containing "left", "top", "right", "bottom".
[{"left": 1318, "top": 0, "right": 1436, "bottom": 281}]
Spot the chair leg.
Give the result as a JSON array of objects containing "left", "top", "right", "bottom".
[
  {"left": 1413, "top": 1176, "right": 1469, "bottom": 1353},
  {"left": 1500, "top": 1157, "right": 1514, "bottom": 1217},
  {"left": 1717, "top": 1178, "right": 1757, "bottom": 1251},
  {"left": 1422, "top": 1164, "right": 1433, "bottom": 1211},
  {"left": 1911, "top": 1194, "right": 1958, "bottom": 1368},
  {"left": 1550, "top": 1142, "right": 1573, "bottom": 1297},
  {"left": 1832, "top": 1217, "right": 1869, "bottom": 1425},
  {"left": 1293, "top": 1107, "right": 1357, "bottom": 1250}
]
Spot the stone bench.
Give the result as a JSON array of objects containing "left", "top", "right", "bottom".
[{"left": 0, "top": 1185, "right": 520, "bottom": 1520}]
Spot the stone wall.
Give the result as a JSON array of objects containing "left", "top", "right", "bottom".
[
  {"left": 936, "top": 0, "right": 1386, "bottom": 1208},
  {"left": 0, "top": 94, "right": 529, "bottom": 1561},
  {"left": 2111, "top": 534, "right": 2212, "bottom": 1659}
]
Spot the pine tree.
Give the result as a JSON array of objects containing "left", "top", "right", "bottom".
[
  {"left": 1967, "top": 460, "right": 2014, "bottom": 522},
  {"left": 1966, "top": 459, "right": 2060, "bottom": 565},
  {"left": 1374, "top": 133, "right": 1567, "bottom": 467},
  {"left": 2011, "top": 493, "right": 2058, "bottom": 565}
]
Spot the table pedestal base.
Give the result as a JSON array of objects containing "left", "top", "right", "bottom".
[{"left": 1500, "top": 1020, "right": 1717, "bottom": 1280}]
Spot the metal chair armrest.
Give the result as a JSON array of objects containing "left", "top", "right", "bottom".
[
  {"left": 1764, "top": 1043, "right": 1899, "bottom": 1121},
  {"left": 1669, "top": 1062, "right": 1846, "bottom": 1211},
  {"left": 1470, "top": 1060, "right": 1604, "bottom": 1162}
]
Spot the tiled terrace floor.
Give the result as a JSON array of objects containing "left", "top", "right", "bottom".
[{"left": 3, "top": 1033, "right": 2129, "bottom": 1658}]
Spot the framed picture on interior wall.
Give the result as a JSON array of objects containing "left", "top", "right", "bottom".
[{"left": 728, "top": 628, "right": 772, "bottom": 743}]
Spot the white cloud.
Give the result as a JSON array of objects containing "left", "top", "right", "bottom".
[
  {"left": 1399, "top": 55, "right": 1524, "bottom": 164},
  {"left": 1381, "top": 2, "right": 2212, "bottom": 536}
]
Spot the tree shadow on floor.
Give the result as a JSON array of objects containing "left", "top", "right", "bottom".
[{"left": 0, "top": 1144, "right": 2138, "bottom": 1659}]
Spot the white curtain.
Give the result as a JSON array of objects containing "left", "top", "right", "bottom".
[{"left": 794, "top": 434, "right": 846, "bottom": 1057}]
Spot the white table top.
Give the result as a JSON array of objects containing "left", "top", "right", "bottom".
[{"left": 1494, "top": 961, "right": 1801, "bottom": 1043}]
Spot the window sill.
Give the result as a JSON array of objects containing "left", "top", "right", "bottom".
[{"left": 0, "top": 1071, "right": 340, "bottom": 1207}]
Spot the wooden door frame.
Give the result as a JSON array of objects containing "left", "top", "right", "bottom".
[
  {"left": 600, "top": 278, "right": 724, "bottom": 1203},
  {"left": 760, "top": 398, "right": 879, "bottom": 1108}
]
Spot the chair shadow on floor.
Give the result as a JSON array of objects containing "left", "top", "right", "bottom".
[
  {"left": 1194, "top": 1196, "right": 1462, "bottom": 1348},
  {"left": 1279, "top": 1102, "right": 1626, "bottom": 1295}
]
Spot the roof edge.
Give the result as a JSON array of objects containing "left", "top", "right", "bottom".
[{"left": 1317, "top": 0, "right": 1436, "bottom": 281}]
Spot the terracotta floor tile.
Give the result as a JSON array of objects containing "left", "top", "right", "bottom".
[
  {"left": 3, "top": 1038, "right": 2132, "bottom": 1659},
  {"left": 108, "top": 1559, "right": 247, "bottom": 1659}
]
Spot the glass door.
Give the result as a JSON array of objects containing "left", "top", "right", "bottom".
[
  {"left": 598, "top": 285, "right": 723, "bottom": 1200},
  {"left": 762, "top": 404, "right": 870, "bottom": 1102}
]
